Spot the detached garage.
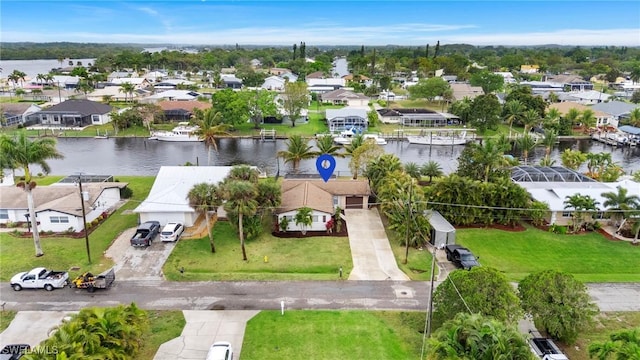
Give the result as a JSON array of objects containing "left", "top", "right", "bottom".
[
  {"left": 426, "top": 210, "right": 456, "bottom": 248},
  {"left": 133, "top": 166, "right": 235, "bottom": 227}
]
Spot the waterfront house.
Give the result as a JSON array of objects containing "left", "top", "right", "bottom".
[
  {"left": 276, "top": 179, "right": 370, "bottom": 232},
  {"left": 377, "top": 108, "right": 460, "bottom": 127},
  {"left": 548, "top": 102, "right": 615, "bottom": 129},
  {"left": 591, "top": 101, "right": 640, "bottom": 122},
  {"left": 156, "top": 100, "right": 211, "bottom": 121},
  {"left": 141, "top": 89, "right": 201, "bottom": 102},
  {"left": 0, "top": 103, "right": 42, "bottom": 127},
  {"left": 306, "top": 78, "right": 346, "bottom": 94},
  {"left": 325, "top": 107, "right": 368, "bottom": 132},
  {"left": 543, "top": 74, "right": 594, "bottom": 91},
  {"left": 0, "top": 181, "right": 127, "bottom": 232},
  {"left": 28, "top": 99, "right": 113, "bottom": 127}
]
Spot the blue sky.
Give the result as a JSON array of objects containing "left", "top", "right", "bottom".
[{"left": 1, "top": 1, "right": 639, "bottom": 46}]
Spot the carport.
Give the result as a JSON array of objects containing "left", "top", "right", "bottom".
[{"left": 426, "top": 210, "right": 455, "bottom": 248}]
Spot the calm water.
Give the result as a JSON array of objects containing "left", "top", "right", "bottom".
[
  {"left": 30, "top": 137, "right": 640, "bottom": 177},
  {"left": 0, "top": 59, "right": 96, "bottom": 80}
]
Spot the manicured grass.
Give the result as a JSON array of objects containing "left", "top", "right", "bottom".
[
  {"left": 164, "top": 221, "right": 353, "bottom": 281},
  {"left": 241, "top": 311, "right": 420, "bottom": 360},
  {"left": 139, "top": 310, "right": 186, "bottom": 360},
  {"left": 559, "top": 312, "right": 640, "bottom": 360},
  {"left": 0, "top": 176, "right": 154, "bottom": 280},
  {"left": 0, "top": 311, "right": 17, "bottom": 333},
  {"left": 385, "top": 225, "right": 438, "bottom": 281},
  {"left": 27, "top": 175, "right": 65, "bottom": 185},
  {"left": 456, "top": 225, "right": 640, "bottom": 282}
]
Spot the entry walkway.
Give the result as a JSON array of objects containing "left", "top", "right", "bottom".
[
  {"left": 345, "top": 208, "right": 409, "bottom": 281},
  {"left": 154, "top": 310, "right": 258, "bottom": 360}
]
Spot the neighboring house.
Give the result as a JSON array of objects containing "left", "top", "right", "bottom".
[
  {"left": 144, "top": 70, "right": 168, "bottom": 83},
  {"left": 449, "top": 83, "right": 484, "bottom": 101},
  {"left": 110, "top": 77, "right": 151, "bottom": 89},
  {"left": 592, "top": 101, "right": 640, "bottom": 122},
  {"left": 156, "top": 100, "right": 212, "bottom": 121},
  {"left": 306, "top": 78, "right": 346, "bottom": 94},
  {"left": 27, "top": 99, "right": 113, "bottom": 127},
  {"left": 261, "top": 76, "right": 287, "bottom": 91},
  {"left": 107, "top": 71, "right": 135, "bottom": 81},
  {"left": 376, "top": 108, "right": 460, "bottom": 127},
  {"left": 512, "top": 165, "right": 640, "bottom": 226},
  {"left": 276, "top": 179, "right": 371, "bottom": 232},
  {"left": 274, "top": 94, "right": 309, "bottom": 123},
  {"left": 220, "top": 74, "right": 243, "bottom": 89},
  {"left": 0, "top": 182, "right": 127, "bottom": 232},
  {"left": 250, "top": 59, "right": 262, "bottom": 68},
  {"left": 320, "top": 89, "right": 370, "bottom": 107},
  {"left": 154, "top": 79, "right": 196, "bottom": 91},
  {"left": 543, "top": 74, "right": 594, "bottom": 91},
  {"left": 86, "top": 86, "right": 143, "bottom": 102},
  {"left": 270, "top": 68, "right": 292, "bottom": 76},
  {"left": 141, "top": 89, "right": 201, "bottom": 102},
  {"left": 564, "top": 90, "right": 612, "bottom": 105},
  {"left": 306, "top": 71, "right": 326, "bottom": 79},
  {"left": 494, "top": 72, "right": 515, "bottom": 83},
  {"left": 548, "top": 102, "right": 615, "bottom": 128},
  {"left": 134, "top": 166, "right": 238, "bottom": 227},
  {"left": 342, "top": 74, "right": 370, "bottom": 83},
  {"left": 520, "top": 65, "right": 540, "bottom": 74},
  {"left": 520, "top": 81, "right": 565, "bottom": 94},
  {"left": 0, "top": 103, "right": 42, "bottom": 127},
  {"left": 325, "top": 107, "right": 368, "bottom": 132},
  {"left": 50, "top": 75, "right": 80, "bottom": 90}
]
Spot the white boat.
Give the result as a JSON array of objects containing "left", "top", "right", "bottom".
[
  {"left": 407, "top": 130, "right": 471, "bottom": 145},
  {"left": 152, "top": 123, "right": 202, "bottom": 142},
  {"left": 333, "top": 130, "right": 387, "bottom": 146}
]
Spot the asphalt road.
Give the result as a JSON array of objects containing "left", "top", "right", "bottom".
[{"left": 1, "top": 281, "right": 639, "bottom": 312}]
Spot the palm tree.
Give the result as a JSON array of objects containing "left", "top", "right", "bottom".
[
  {"left": 470, "top": 139, "right": 511, "bottom": 183},
  {"left": 420, "top": 161, "right": 443, "bottom": 183},
  {"left": 187, "top": 183, "right": 222, "bottom": 253},
  {"left": 294, "top": 207, "right": 313, "bottom": 235},
  {"left": 521, "top": 108, "right": 540, "bottom": 133},
  {"left": 515, "top": 133, "right": 538, "bottom": 165},
  {"left": 564, "top": 194, "right": 599, "bottom": 233},
  {"left": 119, "top": 82, "right": 135, "bottom": 102},
  {"left": 503, "top": 99, "right": 524, "bottom": 138},
  {"left": 0, "top": 132, "right": 64, "bottom": 257},
  {"left": 345, "top": 133, "right": 365, "bottom": 155},
  {"left": 561, "top": 148, "right": 587, "bottom": 170},
  {"left": 601, "top": 186, "right": 640, "bottom": 233},
  {"left": 544, "top": 108, "right": 561, "bottom": 129},
  {"left": 589, "top": 327, "right": 640, "bottom": 360},
  {"left": 403, "top": 162, "right": 422, "bottom": 180},
  {"left": 314, "top": 134, "right": 345, "bottom": 158},
  {"left": 223, "top": 180, "right": 258, "bottom": 261},
  {"left": 364, "top": 153, "right": 403, "bottom": 193},
  {"left": 277, "top": 135, "right": 315, "bottom": 172},
  {"left": 196, "top": 109, "right": 230, "bottom": 165},
  {"left": 565, "top": 108, "right": 581, "bottom": 128},
  {"left": 580, "top": 109, "right": 597, "bottom": 131},
  {"left": 541, "top": 129, "right": 558, "bottom": 158}
]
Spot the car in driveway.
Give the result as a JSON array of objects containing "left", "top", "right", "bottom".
[
  {"left": 206, "top": 341, "right": 233, "bottom": 360},
  {"left": 130, "top": 221, "right": 161, "bottom": 247},
  {"left": 160, "top": 222, "right": 184, "bottom": 242}
]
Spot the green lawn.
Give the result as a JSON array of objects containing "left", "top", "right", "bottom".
[
  {"left": 139, "top": 310, "right": 186, "bottom": 360},
  {"left": 0, "top": 176, "right": 154, "bottom": 281},
  {"left": 560, "top": 312, "right": 640, "bottom": 360},
  {"left": 0, "top": 311, "right": 17, "bottom": 333},
  {"left": 241, "top": 311, "right": 421, "bottom": 360},
  {"left": 164, "top": 221, "right": 353, "bottom": 281},
  {"left": 456, "top": 225, "right": 640, "bottom": 282},
  {"left": 385, "top": 225, "right": 438, "bottom": 281}
]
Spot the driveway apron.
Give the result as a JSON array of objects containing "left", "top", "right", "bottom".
[
  {"left": 154, "top": 310, "right": 259, "bottom": 360},
  {"left": 0, "top": 311, "right": 76, "bottom": 348},
  {"left": 345, "top": 208, "right": 409, "bottom": 281}
]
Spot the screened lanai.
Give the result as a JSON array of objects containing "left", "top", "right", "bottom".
[{"left": 510, "top": 165, "right": 595, "bottom": 183}]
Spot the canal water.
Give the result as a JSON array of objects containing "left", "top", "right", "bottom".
[{"left": 31, "top": 137, "right": 640, "bottom": 177}]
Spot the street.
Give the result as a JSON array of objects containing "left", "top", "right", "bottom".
[{"left": 1, "top": 280, "right": 638, "bottom": 312}]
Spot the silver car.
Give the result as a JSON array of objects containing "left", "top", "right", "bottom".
[{"left": 160, "top": 222, "right": 184, "bottom": 242}]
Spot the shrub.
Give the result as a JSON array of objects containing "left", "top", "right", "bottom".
[
  {"left": 279, "top": 217, "right": 290, "bottom": 232},
  {"left": 120, "top": 186, "right": 133, "bottom": 199}
]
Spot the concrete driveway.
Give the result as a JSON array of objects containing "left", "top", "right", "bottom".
[
  {"left": 0, "top": 311, "right": 76, "bottom": 349},
  {"left": 154, "top": 310, "right": 259, "bottom": 360},
  {"left": 105, "top": 227, "right": 177, "bottom": 281},
  {"left": 345, "top": 209, "right": 409, "bottom": 281}
]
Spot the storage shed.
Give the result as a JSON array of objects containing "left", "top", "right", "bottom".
[{"left": 426, "top": 210, "right": 456, "bottom": 248}]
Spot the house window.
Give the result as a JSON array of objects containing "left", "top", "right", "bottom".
[
  {"left": 322, "top": 215, "right": 326, "bottom": 223},
  {"left": 50, "top": 216, "right": 69, "bottom": 224},
  {"left": 92, "top": 115, "right": 100, "bottom": 123},
  {"left": 562, "top": 211, "right": 572, "bottom": 218},
  {"left": 333, "top": 196, "right": 339, "bottom": 207},
  {"left": 312, "top": 215, "right": 319, "bottom": 223},
  {"left": 0, "top": 209, "right": 8, "bottom": 220}
]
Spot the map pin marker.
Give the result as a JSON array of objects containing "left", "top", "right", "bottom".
[{"left": 316, "top": 154, "right": 336, "bottom": 182}]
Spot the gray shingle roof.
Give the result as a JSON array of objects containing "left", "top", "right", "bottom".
[
  {"left": 591, "top": 101, "right": 639, "bottom": 117},
  {"left": 39, "top": 99, "right": 112, "bottom": 116}
]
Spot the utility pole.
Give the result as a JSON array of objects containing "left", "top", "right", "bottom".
[
  {"left": 404, "top": 180, "right": 412, "bottom": 264},
  {"left": 77, "top": 175, "right": 91, "bottom": 264}
]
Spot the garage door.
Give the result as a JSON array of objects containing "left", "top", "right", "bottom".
[{"left": 345, "top": 196, "right": 364, "bottom": 209}]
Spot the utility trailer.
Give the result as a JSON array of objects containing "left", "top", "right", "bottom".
[{"left": 70, "top": 268, "right": 115, "bottom": 292}]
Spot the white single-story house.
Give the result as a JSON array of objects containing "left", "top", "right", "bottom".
[
  {"left": 325, "top": 107, "right": 369, "bottom": 132},
  {"left": 320, "top": 89, "right": 370, "bottom": 107},
  {"left": 0, "top": 182, "right": 127, "bottom": 232},
  {"left": 512, "top": 166, "right": 640, "bottom": 226},
  {"left": 133, "top": 166, "right": 237, "bottom": 227},
  {"left": 548, "top": 102, "right": 615, "bottom": 129},
  {"left": 261, "top": 76, "right": 286, "bottom": 91},
  {"left": 276, "top": 179, "right": 371, "bottom": 232}
]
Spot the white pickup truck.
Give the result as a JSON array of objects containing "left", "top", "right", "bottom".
[{"left": 10, "top": 267, "right": 69, "bottom": 291}]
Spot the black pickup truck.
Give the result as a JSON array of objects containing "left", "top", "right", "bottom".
[
  {"left": 444, "top": 244, "right": 480, "bottom": 270},
  {"left": 130, "top": 221, "right": 161, "bottom": 247}
]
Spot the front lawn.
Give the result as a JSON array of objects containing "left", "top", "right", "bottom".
[
  {"left": 164, "top": 221, "right": 353, "bottom": 281},
  {"left": 139, "top": 310, "right": 186, "bottom": 360},
  {"left": 456, "top": 225, "right": 640, "bottom": 282},
  {"left": 0, "top": 311, "right": 17, "bottom": 333},
  {"left": 241, "top": 311, "right": 420, "bottom": 360},
  {"left": 385, "top": 225, "right": 438, "bottom": 281}
]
